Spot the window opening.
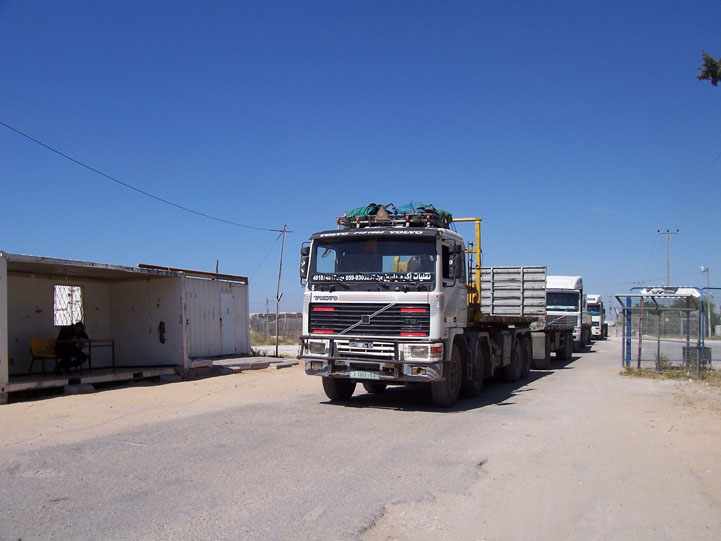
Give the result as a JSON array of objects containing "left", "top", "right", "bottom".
[{"left": 54, "top": 285, "right": 84, "bottom": 326}]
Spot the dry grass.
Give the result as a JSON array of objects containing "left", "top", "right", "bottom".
[{"left": 622, "top": 367, "right": 721, "bottom": 387}]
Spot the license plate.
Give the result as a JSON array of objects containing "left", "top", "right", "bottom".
[
  {"left": 350, "top": 370, "right": 380, "bottom": 380},
  {"left": 350, "top": 340, "right": 373, "bottom": 349}
]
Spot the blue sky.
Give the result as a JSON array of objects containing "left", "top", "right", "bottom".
[{"left": 1, "top": 0, "right": 719, "bottom": 315}]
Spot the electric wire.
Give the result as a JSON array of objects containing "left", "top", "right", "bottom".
[
  {"left": 672, "top": 147, "right": 721, "bottom": 225},
  {"left": 0, "top": 119, "right": 285, "bottom": 232},
  {"left": 0, "top": 90, "right": 331, "bottom": 220},
  {"left": 249, "top": 232, "right": 283, "bottom": 281}
]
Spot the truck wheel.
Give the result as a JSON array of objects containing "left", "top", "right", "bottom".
[
  {"left": 432, "top": 345, "right": 462, "bottom": 407},
  {"left": 503, "top": 340, "right": 522, "bottom": 382},
  {"left": 520, "top": 336, "right": 532, "bottom": 379},
  {"left": 461, "top": 340, "right": 486, "bottom": 398},
  {"left": 362, "top": 382, "right": 387, "bottom": 394},
  {"left": 557, "top": 332, "right": 571, "bottom": 361},
  {"left": 322, "top": 377, "right": 356, "bottom": 401}
]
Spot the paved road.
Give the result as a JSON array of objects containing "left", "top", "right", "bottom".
[{"left": 1, "top": 337, "right": 720, "bottom": 539}]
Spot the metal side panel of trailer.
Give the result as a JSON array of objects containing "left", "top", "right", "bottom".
[{"left": 480, "top": 266, "right": 547, "bottom": 318}]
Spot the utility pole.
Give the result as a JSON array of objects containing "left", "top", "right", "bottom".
[
  {"left": 275, "top": 225, "right": 291, "bottom": 357},
  {"left": 657, "top": 229, "right": 679, "bottom": 286},
  {"left": 701, "top": 266, "right": 711, "bottom": 336}
]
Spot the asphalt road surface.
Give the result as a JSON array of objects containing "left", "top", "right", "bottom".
[{"left": 1, "top": 336, "right": 720, "bottom": 540}]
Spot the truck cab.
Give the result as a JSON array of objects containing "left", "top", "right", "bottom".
[
  {"left": 586, "top": 294, "right": 607, "bottom": 339},
  {"left": 300, "top": 225, "right": 467, "bottom": 390},
  {"left": 546, "top": 275, "right": 592, "bottom": 351}
]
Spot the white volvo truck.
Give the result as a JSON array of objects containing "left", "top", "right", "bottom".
[
  {"left": 546, "top": 275, "right": 592, "bottom": 352},
  {"left": 299, "top": 209, "right": 545, "bottom": 407}
]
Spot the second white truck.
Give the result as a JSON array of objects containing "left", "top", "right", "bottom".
[{"left": 546, "top": 275, "right": 592, "bottom": 352}]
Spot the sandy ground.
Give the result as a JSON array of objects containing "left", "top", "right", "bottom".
[
  {"left": 363, "top": 338, "right": 721, "bottom": 540},
  {"left": 1, "top": 337, "right": 720, "bottom": 539},
  {"left": 0, "top": 360, "right": 314, "bottom": 462}
]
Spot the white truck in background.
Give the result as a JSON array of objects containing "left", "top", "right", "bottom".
[
  {"left": 546, "top": 275, "right": 592, "bottom": 352},
  {"left": 586, "top": 294, "right": 607, "bottom": 339}
]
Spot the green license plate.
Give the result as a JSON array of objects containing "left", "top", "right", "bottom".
[{"left": 350, "top": 370, "right": 380, "bottom": 380}]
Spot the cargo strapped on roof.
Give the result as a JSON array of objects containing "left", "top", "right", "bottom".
[{"left": 337, "top": 201, "right": 453, "bottom": 229}]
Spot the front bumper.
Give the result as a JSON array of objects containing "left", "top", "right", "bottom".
[
  {"left": 301, "top": 335, "right": 445, "bottom": 383},
  {"left": 303, "top": 356, "right": 443, "bottom": 383}
]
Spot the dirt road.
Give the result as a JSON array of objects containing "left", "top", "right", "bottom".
[{"left": 1, "top": 337, "right": 720, "bottom": 539}]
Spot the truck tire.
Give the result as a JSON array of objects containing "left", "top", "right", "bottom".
[
  {"left": 520, "top": 335, "right": 532, "bottom": 379},
  {"left": 431, "top": 345, "right": 462, "bottom": 407},
  {"left": 532, "top": 333, "right": 551, "bottom": 370},
  {"left": 322, "top": 377, "right": 356, "bottom": 401},
  {"left": 503, "top": 340, "right": 522, "bottom": 382},
  {"left": 558, "top": 331, "right": 573, "bottom": 360},
  {"left": 362, "top": 382, "right": 387, "bottom": 394},
  {"left": 461, "top": 340, "right": 486, "bottom": 398}
]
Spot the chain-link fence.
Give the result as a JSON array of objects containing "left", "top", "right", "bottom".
[
  {"left": 250, "top": 313, "right": 302, "bottom": 339},
  {"left": 616, "top": 289, "right": 715, "bottom": 376}
]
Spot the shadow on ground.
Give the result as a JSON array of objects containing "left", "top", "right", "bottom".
[{"left": 322, "top": 354, "right": 581, "bottom": 413}]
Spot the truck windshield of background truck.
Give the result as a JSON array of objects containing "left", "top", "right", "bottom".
[
  {"left": 310, "top": 238, "right": 436, "bottom": 290},
  {"left": 547, "top": 291, "right": 580, "bottom": 311},
  {"left": 587, "top": 303, "right": 601, "bottom": 315}
]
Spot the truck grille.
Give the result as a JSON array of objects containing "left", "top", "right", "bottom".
[
  {"left": 309, "top": 303, "right": 430, "bottom": 336},
  {"left": 547, "top": 314, "right": 576, "bottom": 326},
  {"left": 335, "top": 339, "right": 396, "bottom": 360}
]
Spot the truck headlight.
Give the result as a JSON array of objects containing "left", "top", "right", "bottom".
[
  {"left": 402, "top": 343, "right": 443, "bottom": 361},
  {"left": 306, "top": 340, "right": 328, "bottom": 355}
]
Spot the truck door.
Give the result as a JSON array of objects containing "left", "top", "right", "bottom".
[{"left": 441, "top": 240, "right": 466, "bottom": 328}]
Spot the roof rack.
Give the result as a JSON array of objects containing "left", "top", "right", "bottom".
[{"left": 337, "top": 206, "right": 450, "bottom": 229}]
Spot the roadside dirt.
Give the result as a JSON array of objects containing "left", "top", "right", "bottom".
[
  {"left": 0, "top": 362, "right": 314, "bottom": 461},
  {"left": 363, "top": 339, "right": 721, "bottom": 540},
  {"left": 1, "top": 338, "right": 720, "bottom": 539}
]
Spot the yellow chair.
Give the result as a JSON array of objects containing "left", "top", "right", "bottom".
[{"left": 29, "top": 338, "right": 57, "bottom": 375}]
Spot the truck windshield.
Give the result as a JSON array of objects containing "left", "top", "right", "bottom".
[
  {"left": 310, "top": 238, "right": 436, "bottom": 290},
  {"left": 587, "top": 303, "right": 601, "bottom": 315},
  {"left": 547, "top": 292, "right": 580, "bottom": 311}
]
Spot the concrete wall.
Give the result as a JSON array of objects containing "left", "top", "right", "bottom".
[
  {"left": 6, "top": 274, "right": 114, "bottom": 374},
  {"left": 109, "top": 277, "right": 185, "bottom": 367},
  {"left": 185, "top": 278, "right": 250, "bottom": 358}
]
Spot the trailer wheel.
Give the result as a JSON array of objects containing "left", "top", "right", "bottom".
[
  {"left": 322, "top": 377, "right": 356, "bottom": 401},
  {"left": 362, "top": 382, "right": 387, "bottom": 394},
  {"left": 461, "top": 340, "right": 486, "bottom": 398},
  {"left": 520, "top": 336, "right": 532, "bottom": 379},
  {"left": 503, "top": 340, "right": 522, "bottom": 382},
  {"left": 431, "top": 345, "right": 462, "bottom": 407}
]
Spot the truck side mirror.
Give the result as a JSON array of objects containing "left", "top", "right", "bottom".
[{"left": 300, "top": 244, "right": 310, "bottom": 283}]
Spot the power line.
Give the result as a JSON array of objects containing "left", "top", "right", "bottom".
[
  {"left": 0, "top": 90, "right": 331, "bottom": 220},
  {"left": 0, "top": 119, "right": 285, "bottom": 233}
]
